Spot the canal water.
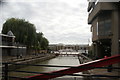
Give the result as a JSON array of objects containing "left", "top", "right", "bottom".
[{"left": 9, "top": 52, "right": 83, "bottom": 80}]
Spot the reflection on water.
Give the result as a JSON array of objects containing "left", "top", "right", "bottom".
[{"left": 9, "top": 52, "right": 82, "bottom": 78}]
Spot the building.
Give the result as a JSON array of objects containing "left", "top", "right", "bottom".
[
  {"left": 88, "top": 2, "right": 120, "bottom": 58},
  {"left": 1, "top": 31, "right": 15, "bottom": 46},
  {"left": 88, "top": 1, "right": 120, "bottom": 78},
  {"left": 0, "top": 31, "right": 26, "bottom": 57},
  {"left": 49, "top": 44, "right": 89, "bottom": 53}
]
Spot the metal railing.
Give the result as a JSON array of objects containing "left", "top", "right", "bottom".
[
  {"left": 2, "top": 62, "right": 120, "bottom": 80},
  {"left": 1, "top": 54, "right": 120, "bottom": 80}
]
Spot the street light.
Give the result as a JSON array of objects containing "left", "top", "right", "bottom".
[{"left": 16, "top": 42, "right": 19, "bottom": 59}]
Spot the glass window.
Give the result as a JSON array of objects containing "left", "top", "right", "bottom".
[
  {"left": 98, "top": 12, "right": 111, "bottom": 36},
  {"left": 98, "top": 21, "right": 104, "bottom": 36},
  {"left": 104, "top": 19, "right": 111, "bottom": 35},
  {"left": 97, "top": 22, "right": 98, "bottom": 35}
]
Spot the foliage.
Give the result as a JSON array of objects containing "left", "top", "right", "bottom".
[
  {"left": 40, "top": 37, "right": 49, "bottom": 50},
  {"left": 36, "top": 32, "right": 49, "bottom": 50},
  {"left": 2, "top": 18, "right": 49, "bottom": 50}
]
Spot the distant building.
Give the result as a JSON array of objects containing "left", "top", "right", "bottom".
[
  {"left": 88, "top": 2, "right": 120, "bottom": 58},
  {"left": 0, "top": 31, "right": 26, "bottom": 56},
  {"left": 49, "top": 44, "right": 89, "bottom": 53}
]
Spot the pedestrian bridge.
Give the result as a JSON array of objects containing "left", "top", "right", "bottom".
[
  {"left": 54, "top": 51, "right": 83, "bottom": 56},
  {"left": 57, "top": 53, "right": 79, "bottom": 56}
]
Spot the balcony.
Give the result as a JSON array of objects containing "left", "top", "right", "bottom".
[
  {"left": 88, "top": 2, "right": 116, "bottom": 24},
  {"left": 92, "top": 34, "right": 112, "bottom": 42}
]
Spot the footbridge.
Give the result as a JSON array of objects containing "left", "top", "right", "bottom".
[{"left": 57, "top": 53, "right": 79, "bottom": 56}]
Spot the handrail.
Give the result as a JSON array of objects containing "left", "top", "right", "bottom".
[
  {"left": 2, "top": 63, "right": 120, "bottom": 69},
  {"left": 2, "top": 54, "right": 120, "bottom": 80},
  {"left": 25, "top": 54, "right": 120, "bottom": 80},
  {"left": 5, "top": 74, "right": 120, "bottom": 79}
]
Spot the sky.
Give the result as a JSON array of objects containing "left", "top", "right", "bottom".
[{"left": 0, "top": 0, "right": 92, "bottom": 44}]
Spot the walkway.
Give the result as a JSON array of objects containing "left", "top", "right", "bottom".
[{"left": 2, "top": 53, "right": 55, "bottom": 63}]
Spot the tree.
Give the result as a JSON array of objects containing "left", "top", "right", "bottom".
[
  {"left": 36, "top": 32, "right": 49, "bottom": 50},
  {"left": 2, "top": 18, "right": 49, "bottom": 51},
  {"left": 2, "top": 18, "right": 36, "bottom": 48},
  {"left": 40, "top": 37, "right": 49, "bottom": 50},
  {"left": 36, "top": 32, "right": 43, "bottom": 44}
]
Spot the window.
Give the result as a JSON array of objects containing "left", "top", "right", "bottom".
[
  {"left": 98, "top": 21, "right": 104, "bottom": 36},
  {"left": 104, "top": 19, "right": 111, "bottom": 35},
  {"left": 98, "top": 12, "right": 111, "bottom": 36},
  {"left": 91, "top": 26, "right": 93, "bottom": 32},
  {"left": 97, "top": 22, "right": 98, "bottom": 35}
]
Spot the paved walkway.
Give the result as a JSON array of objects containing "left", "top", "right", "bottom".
[
  {"left": 87, "top": 68, "right": 119, "bottom": 80},
  {"left": 2, "top": 54, "right": 52, "bottom": 63}
]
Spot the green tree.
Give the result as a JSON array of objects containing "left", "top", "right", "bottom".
[
  {"left": 40, "top": 37, "right": 49, "bottom": 50},
  {"left": 2, "top": 18, "right": 49, "bottom": 51},
  {"left": 36, "top": 32, "right": 49, "bottom": 50},
  {"left": 2, "top": 18, "right": 36, "bottom": 48},
  {"left": 36, "top": 32, "right": 43, "bottom": 44}
]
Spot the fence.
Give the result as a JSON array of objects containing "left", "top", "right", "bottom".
[{"left": 2, "top": 62, "right": 120, "bottom": 80}]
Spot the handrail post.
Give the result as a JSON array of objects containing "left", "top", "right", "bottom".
[{"left": 4, "top": 63, "right": 8, "bottom": 80}]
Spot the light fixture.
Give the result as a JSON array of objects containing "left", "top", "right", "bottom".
[
  {"left": 119, "top": 40, "right": 120, "bottom": 42},
  {"left": 93, "top": 42, "right": 96, "bottom": 45}
]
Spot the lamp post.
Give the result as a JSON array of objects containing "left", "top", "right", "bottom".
[{"left": 16, "top": 42, "right": 19, "bottom": 59}]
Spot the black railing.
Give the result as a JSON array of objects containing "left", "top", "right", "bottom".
[{"left": 2, "top": 63, "right": 120, "bottom": 80}]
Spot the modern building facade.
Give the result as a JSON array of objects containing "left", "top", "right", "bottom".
[
  {"left": 88, "top": 1, "right": 120, "bottom": 78},
  {"left": 88, "top": 2, "right": 120, "bottom": 58}
]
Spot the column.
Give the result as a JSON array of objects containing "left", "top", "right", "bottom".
[{"left": 111, "top": 10, "right": 119, "bottom": 56}]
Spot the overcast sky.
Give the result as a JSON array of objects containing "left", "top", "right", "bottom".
[{"left": 0, "top": 0, "right": 92, "bottom": 44}]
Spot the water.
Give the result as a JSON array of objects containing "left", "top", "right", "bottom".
[{"left": 9, "top": 52, "right": 83, "bottom": 79}]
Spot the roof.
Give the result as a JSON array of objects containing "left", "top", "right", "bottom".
[
  {"left": 7, "top": 30, "right": 14, "bottom": 36},
  {"left": 0, "top": 34, "right": 15, "bottom": 38}
]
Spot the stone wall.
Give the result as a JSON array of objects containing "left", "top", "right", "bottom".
[{"left": 2, "top": 47, "right": 26, "bottom": 56}]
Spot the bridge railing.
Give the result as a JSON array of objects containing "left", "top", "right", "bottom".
[{"left": 2, "top": 61, "right": 120, "bottom": 80}]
